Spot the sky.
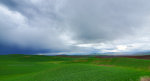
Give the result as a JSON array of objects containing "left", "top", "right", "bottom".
[{"left": 0, "top": 0, "right": 150, "bottom": 55}]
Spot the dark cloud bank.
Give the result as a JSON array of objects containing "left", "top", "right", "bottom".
[{"left": 0, "top": 0, "right": 150, "bottom": 55}]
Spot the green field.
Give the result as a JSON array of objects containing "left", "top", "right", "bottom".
[{"left": 0, "top": 54, "right": 150, "bottom": 81}]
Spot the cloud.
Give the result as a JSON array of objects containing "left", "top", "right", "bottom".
[
  {"left": 0, "top": 3, "right": 70, "bottom": 51},
  {"left": 0, "top": 0, "right": 150, "bottom": 54},
  {"left": 60, "top": 0, "right": 150, "bottom": 42}
]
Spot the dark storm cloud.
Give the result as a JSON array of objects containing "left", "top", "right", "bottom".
[
  {"left": 0, "top": 43, "right": 53, "bottom": 54},
  {"left": 0, "top": 0, "right": 68, "bottom": 51},
  {"left": 0, "top": 0, "right": 150, "bottom": 54},
  {"left": 0, "top": 0, "right": 17, "bottom": 8}
]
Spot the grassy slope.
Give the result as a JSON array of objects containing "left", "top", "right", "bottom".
[{"left": 0, "top": 54, "right": 150, "bottom": 81}]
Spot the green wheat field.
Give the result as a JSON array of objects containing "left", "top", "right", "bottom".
[{"left": 0, "top": 54, "right": 150, "bottom": 81}]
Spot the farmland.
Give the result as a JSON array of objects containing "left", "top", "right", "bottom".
[{"left": 0, "top": 54, "right": 150, "bottom": 81}]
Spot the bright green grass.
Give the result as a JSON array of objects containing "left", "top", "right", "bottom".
[{"left": 0, "top": 54, "right": 150, "bottom": 81}]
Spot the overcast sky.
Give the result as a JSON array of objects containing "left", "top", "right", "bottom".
[{"left": 0, "top": 0, "right": 150, "bottom": 55}]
